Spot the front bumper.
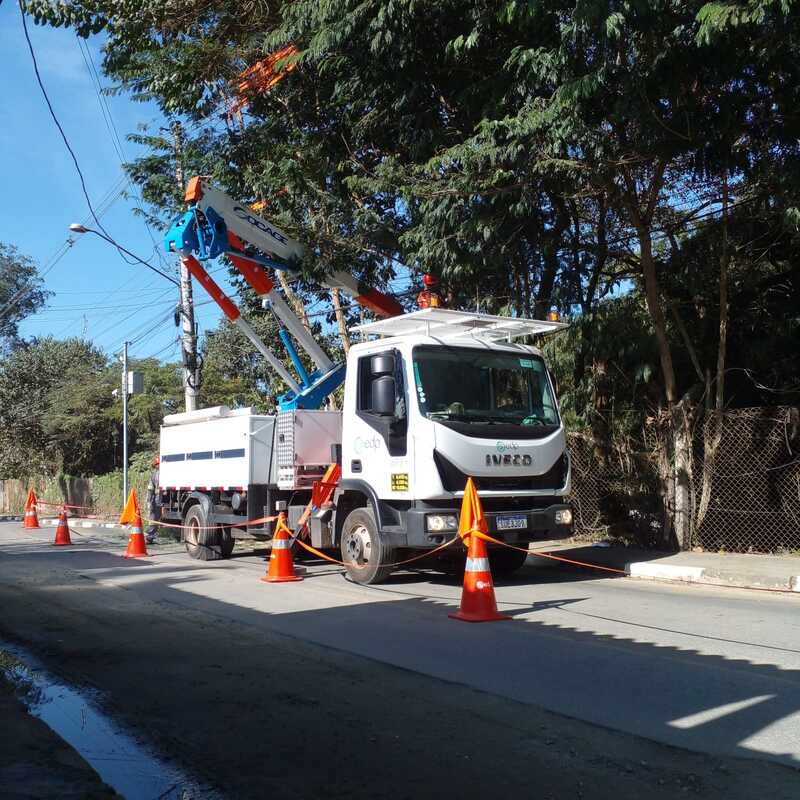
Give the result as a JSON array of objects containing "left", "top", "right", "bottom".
[{"left": 399, "top": 502, "right": 573, "bottom": 548}]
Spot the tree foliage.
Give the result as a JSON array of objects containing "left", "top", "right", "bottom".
[
  {"left": 0, "top": 243, "right": 50, "bottom": 352},
  {"left": 18, "top": 2, "right": 800, "bottom": 542},
  {"left": 0, "top": 338, "right": 112, "bottom": 476},
  {"left": 0, "top": 337, "right": 183, "bottom": 477}
]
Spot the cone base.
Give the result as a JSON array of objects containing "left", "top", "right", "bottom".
[
  {"left": 23, "top": 523, "right": 40, "bottom": 530},
  {"left": 53, "top": 541, "right": 72, "bottom": 547},
  {"left": 123, "top": 552, "right": 149, "bottom": 559},
  {"left": 448, "top": 610, "right": 512, "bottom": 623},
  {"left": 261, "top": 574, "right": 303, "bottom": 583}
]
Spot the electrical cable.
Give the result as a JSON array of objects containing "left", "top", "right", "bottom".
[
  {"left": 78, "top": 228, "right": 179, "bottom": 285},
  {"left": 0, "top": 178, "right": 129, "bottom": 324},
  {"left": 18, "top": 4, "right": 133, "bottom": 264},
  {"left": 141, "top": 337, "right": 182, "bottom": 360},
  {"left": 18, "top": 4, "right": 175, "bottom": 282},
  {"left": 76, "top": 37, "right": 173, "bottom": 272}
]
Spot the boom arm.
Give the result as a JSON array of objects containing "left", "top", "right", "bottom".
[
  {"left": 164, "top": 178, "right": 400, "bottom": 410},
  {"left": 176, "top": 177, "right": 404, "bottom": 318}
]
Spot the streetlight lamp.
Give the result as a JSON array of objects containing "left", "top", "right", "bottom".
[{"left": 67, "top": 224, "right": 180, "bottom": 285}]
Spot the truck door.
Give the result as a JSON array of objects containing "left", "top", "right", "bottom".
[{"left": 342, "top": 349, "right": 412, "bottom": 500}]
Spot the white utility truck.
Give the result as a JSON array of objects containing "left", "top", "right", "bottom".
[
  {"left": 158, "top": 308, "right": 573, "bottom": 582},
  {"left": 158, "top": 179, "right": 573, "bottom": 583}
]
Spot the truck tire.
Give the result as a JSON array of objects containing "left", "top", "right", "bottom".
[
  {"left": 340, "top": 507, "right": 395, "bottom": 585},
  {"left": 488, "top": 547, "right": 529, "bottom": 576},
  {"left": 183, "top": 505, "right": 230, "bottom": 561},
  {"left": 219, "top": 526, "right": 235, "bottom": 559}
]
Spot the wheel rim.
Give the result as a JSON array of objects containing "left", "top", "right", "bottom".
[
  {"left": 343, "top": 523, "right": 372, "bottom": 566},
  {"left": 185, "top": 517, "right": 199, "bottom": 548}
]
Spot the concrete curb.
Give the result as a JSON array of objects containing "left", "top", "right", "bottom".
[
  {"left": 626, "top": 562, "right": 705, "bottom": 582},
  {"left": 0, "top": 515, "right": 23, "bottom": 522},
  {"left": 626, "top": 560, "right": 800, "bottom": 593},
  {"left": 40, "top": 518, "right": 124, "bottom": 531}
]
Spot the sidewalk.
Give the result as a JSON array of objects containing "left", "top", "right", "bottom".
[{"left": 532, "top": 541, "right": 800, "bottom": 593}]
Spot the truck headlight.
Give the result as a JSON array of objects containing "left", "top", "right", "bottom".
[
  {"left": 555, "top": 508, "right": 573, "bottom": 525},
  {"left": 426, "top": 514, "right": 458, "bottom": 532}
]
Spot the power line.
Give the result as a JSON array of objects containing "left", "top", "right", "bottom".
[
  {"left": 49, "top": 275, "right": 171, "bottom": 340},
  {"left": 0, "top": 176, "right": 130, "bottom": 324},
  {"left": 19, "top": 4, "right": 117, "bottom": 247},
  {"left": 76, "top": 36, "right": 172, "bottom": 271},
  {"left": 140, "top": 337, "right": 182, "bottom": 361},
  {"left": 18, "top": 4, "right": 172, "bottom": 281}
]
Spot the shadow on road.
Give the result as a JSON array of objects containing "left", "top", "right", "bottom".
[{"left": 0, "top": 532, "right": 798, "bottom": 800}]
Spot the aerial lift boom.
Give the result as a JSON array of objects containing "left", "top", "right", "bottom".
[{"left": 164, "top": 178, "right": 403, "bottom": 410}]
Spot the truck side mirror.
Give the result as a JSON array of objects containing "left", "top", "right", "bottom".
[
  {"left": 371, "top": 354, "right": 395, "bottom": 376},
  {"left": 371, "top": 376, "right": 395, "bottom": 416}
]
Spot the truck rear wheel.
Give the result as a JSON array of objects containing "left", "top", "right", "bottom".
[
  {"left": 183, "top": 505, "right": 232, "bottom": 561},
  {"left": 340, "top": 507, "right": 395, "bottom": 585}
]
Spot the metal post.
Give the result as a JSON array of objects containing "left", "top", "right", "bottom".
[
  {"left": 122, "top": 341, "right": 129, "bottom": 501},
  {"left": 179, "top": 261, "right": 198, "bottom": 412}
]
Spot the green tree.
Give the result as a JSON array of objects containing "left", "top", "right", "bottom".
[
  {"left": 126, "top": 357, "right": 184, "bottom": 454},
  {"left": 0, "top": 243, "right": 50, "bottom": 351},
  {"left": 24, "top": 0, "right": 800, "bottom": 546},
  {"left": 0, "top": 338, "right": 113, "bottom": 476}
]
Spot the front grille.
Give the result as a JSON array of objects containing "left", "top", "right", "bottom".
[{"left": 433, "top": 449, "right": 567, "bottom": 493}]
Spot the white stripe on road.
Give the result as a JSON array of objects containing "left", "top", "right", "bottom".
[{"left": 668, "top": 695, "right": 775, "bottom": 730}]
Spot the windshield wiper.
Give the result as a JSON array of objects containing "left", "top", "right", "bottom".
[{"left": 428, "top": 412, "right": 509, "bottom": 424}]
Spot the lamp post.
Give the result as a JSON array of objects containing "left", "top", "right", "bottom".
[
  {"left": 122, "top": 341, "right": 129, "bottom": 500},
  {"left": 69, "top": 225, "right": 157, "bottom": 502},
  {"left": 67, "top": 224, "right": 180, "bottom": 286}
]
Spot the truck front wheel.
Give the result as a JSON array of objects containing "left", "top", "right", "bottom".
[
  {"left": 488, "top": 546, "right": 529, "bottom": 576},
  {"left": 183, "top": 505, "right": 233, "bottom": 561},
  {"left": 340, "top": 507, "right": 395, "bottom": 585}
]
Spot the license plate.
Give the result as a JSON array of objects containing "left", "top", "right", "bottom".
[{"left": 497, "top": 514, "right": 527, "bottom": 531}]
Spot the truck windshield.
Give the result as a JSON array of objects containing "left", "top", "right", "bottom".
[{"left": 412, "top": 345, "right": 559, "bottom": 427}]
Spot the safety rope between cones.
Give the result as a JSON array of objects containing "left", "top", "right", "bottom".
[
  {"left": 464, "top": 528, "right": 627, "bottom": 575},
  {"left": 292, "top": 533, "right": 460, "bottom": 570}
]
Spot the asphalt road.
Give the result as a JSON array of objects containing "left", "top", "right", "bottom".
[{"left": 1, "top": 521, "right": 798, "bottom": 798}]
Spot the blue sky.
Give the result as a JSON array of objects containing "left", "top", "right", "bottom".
[{"left": 0, "top": 6, "right": 232, "bottom": 362}]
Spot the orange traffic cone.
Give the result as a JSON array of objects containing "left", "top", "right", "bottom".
[
  {"left": 449, "top": 478, "right": 510, "bottom": 623},
  {"left": 261, "top": 513, "right": 302, "bottom": 583},
  {"left": 53, "top": 509, "right": 72, "bottom": 546},
  {"left": 23, "top": 489, "right": 40, "bottom": 529},
  {"left": 119, "top": 489, "right": 148, "bottom": 558}
]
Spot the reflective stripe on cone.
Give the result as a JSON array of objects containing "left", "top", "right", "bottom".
[{"left": 121, "top": 490, "right": 149, "bottom": 559}]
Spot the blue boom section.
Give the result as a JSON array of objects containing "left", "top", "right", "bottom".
[
  {"left": 278, "top": 363, "right": 346, "bottom": 411},
  {"left": 165, "top": 205, "right": 346, "bottom": 411}
]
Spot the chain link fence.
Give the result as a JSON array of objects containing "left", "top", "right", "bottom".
[
  {"left": 567, "top": 432, "right": 664, "bottom": 546},
  {"left": 690, "top": 407, "right": 800, "bottom": 553},
  {"left": 568, "top": 406, "right": 800, "bottom": 553}
]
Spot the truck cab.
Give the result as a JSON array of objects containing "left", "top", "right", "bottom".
[{"left": 333, "top": 308, "right": 573, "bottom": 583}]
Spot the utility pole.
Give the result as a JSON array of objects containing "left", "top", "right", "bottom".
[
  {"left": 122, "top": 341, "right": 129, "bottom": 501},
  {"left": 173, "top": 121, "right": 198, "bottom": 411}
]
